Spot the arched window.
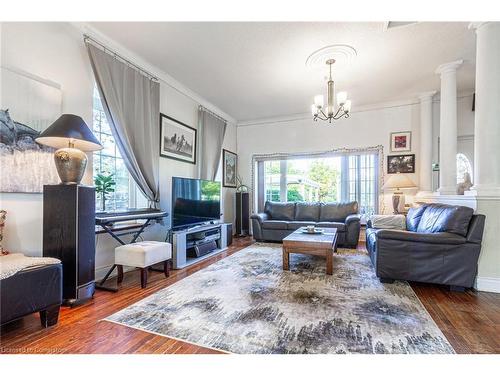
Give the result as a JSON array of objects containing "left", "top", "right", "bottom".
[{"left": 457, "top": 153, "right": 473, "bottom": 184}]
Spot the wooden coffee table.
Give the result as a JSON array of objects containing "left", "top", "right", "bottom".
[{"left": 282, "top": 227, "right": 338, "bottom": 275}]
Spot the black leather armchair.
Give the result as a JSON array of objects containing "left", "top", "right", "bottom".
[
  {"left": 1, "top": 263, "right": 62, "bottom": 327},
  {"left": 366, "top": 203, "right": 485, "bottom": 290}
]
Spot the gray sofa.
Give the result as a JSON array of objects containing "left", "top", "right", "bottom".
[
  {"left": 366, "top": 203, "right": 485, "bottom": 290},
  {"left": 251, "top": 201, "right": 361, "bottom": 248}
]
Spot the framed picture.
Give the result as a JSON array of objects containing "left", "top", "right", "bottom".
[
  {"left": 0, "top": 68, "right": 62, "bottom": 193},
  {"left": 387, "top": 154, "right": 415, "bottom": 174},
  {"left": 390, "top": 131, "right": 412, "bottom": 152},
  {"left": 160, "top": 114, "right": 197, "bottom": 164},
  {"left": 223, "top": 149, "right": 237, "bottom": 188}
]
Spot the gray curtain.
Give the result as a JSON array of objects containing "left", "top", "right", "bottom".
[
  {"left": 86, "top": 43, "right": 160, "bottom": 208},
  {"left": 197, "top": 107, "right": 227, "bottom": 180}
]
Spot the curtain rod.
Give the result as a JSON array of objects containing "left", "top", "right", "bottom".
[
  {"left": 83, "top": 34, "right": 159, "bottom": 82},
  {"left": 199, "top": 105, "right": 227, "bottom": 124}
]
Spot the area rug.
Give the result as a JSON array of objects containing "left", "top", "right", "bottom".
[{"left": 104, "top": 243, "right": 455, "bottom": 354}]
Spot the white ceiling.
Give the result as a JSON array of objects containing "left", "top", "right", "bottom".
[{"left": 90, "top": 22, "right": 476, "bottom": 122}]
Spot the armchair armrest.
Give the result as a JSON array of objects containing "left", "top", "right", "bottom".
[
  {"left": 344, "top": 214, "right": 361, "bottom": 248},
  {"left": 466, "top": 214, "right": 485, "bottom": 244},
  {"left": 250, "top": 213, "right": 268, "bottom": 223},
  {"left": 345, "top": 214, "right": 361, "bottom": 226},
  {"left": 377, "top": 230, "right": 466, "bottom": 245}
]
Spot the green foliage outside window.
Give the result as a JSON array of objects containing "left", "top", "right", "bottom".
[
  {"left": 95, "top": 173, "right": 116, "bottom": 212},
  {"left": 266, "top": 188, "right": 304, "bottom": 202},
  {"left": 286, "top": 186, "right": 304, "bottom": 202},
  {"left": 308, "top": 160, "right": 339, "bottom": 202}
]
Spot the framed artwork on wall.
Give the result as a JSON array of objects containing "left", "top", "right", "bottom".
[
  {"left": 0, "top": 67, "right": 62, "bottom": 193},
  {"left": 223, "top": 149, "right": 237, "bottom": 188},
  {"left": 390, "top": 131, "right": 412, "bottom": 152},
  {"left": 160, "top": 113, "right": 197, "bottom": 164},
  {"left": 387, "top": 154, "right": 415, "bottom": 174}
]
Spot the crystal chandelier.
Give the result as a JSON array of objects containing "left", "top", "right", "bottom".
[{"left": 311, "top": 59, "right": 351, "bottom": 123}]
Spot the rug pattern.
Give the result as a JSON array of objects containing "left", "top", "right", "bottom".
[{"left": 105, "top": 243, "right": 454, "bottom": 354}]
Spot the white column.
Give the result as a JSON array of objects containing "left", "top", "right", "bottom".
[
  {"left": 418, "top": 91, "right": 436, "bottom": 193},
  {"left": 469, "top": 22, "right": 500, "bottom": 196},
  {"left": 435, "top": 60, "right": 463, "bottom": 194}
]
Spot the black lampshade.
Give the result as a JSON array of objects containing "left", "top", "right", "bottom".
[{"left": 36, "top": 114, "right": 103, "bottom": 152}]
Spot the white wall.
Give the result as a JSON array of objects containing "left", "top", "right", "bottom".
[
  {"left": 237, "top": 94, "right": 475, "bottom": 214},
  {"left": 0, "top": 22, "right": 236, "bottom": 278},
  {"left": 1, "top": 22, "right": 94, "bottom": 256},
  {"left": 238, "top": 101, "right": 420, "bottom": 214}
]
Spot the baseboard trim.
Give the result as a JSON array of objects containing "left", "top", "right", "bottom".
[{"left": 475, "top": 277, "right": 500, "bottom": 293}]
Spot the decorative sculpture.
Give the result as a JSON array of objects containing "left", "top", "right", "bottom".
[{"left": 457, "top": 172, "right": 473, "bottom": 195}]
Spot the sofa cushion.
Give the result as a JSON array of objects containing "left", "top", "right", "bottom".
[
  {"left": 286, "top": 221, "right": 316, "bottom": 230},
  {"left": 416, "top": 203, "right": 474, "bottom": 237},
  {"left": 0, "top": 210, "right": 7, "bottom": 255},
  {"left": 264, "top": 201, "right": 295, "bottom": 221},
  {"left": 316, "top": 222, "right": 346, "bottom": 232},
  {"left": 406, "top": 204, "right": 427, "bottom": 232},
  {"left": 294, "top": 202, "right": 321, "bottom": 221},
  {"left": 262, "top": 220, "right": 289, "bottom": 230},
  {"left": 320, "top": 201, "right": 358, "bottom": 222}
]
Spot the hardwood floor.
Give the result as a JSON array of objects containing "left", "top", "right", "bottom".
[{"left": 1, "top": 237, "right": 499, "bottom": 354}]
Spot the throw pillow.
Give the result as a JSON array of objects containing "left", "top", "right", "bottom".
[
  {"left": 369, "top": 214, "right": 406, "bottom": 230},
  {"left": 0, "top": 210, "right": 8, "bottom": 255}
]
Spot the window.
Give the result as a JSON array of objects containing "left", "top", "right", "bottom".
[
  {"left": 264, "top": 160, "right": 281, "bottom": 202},
  {"left": 457, "top": 153, "right": 473, "bottom": 184},
  {"left": 92, "top": 87, "right": 147, "bottom": 211},
  {"left": 259, "top": 152, "right": 378, "bottom": 218},
  {"left": 342, "top": 154, "right": 377, "bottom": 217}
]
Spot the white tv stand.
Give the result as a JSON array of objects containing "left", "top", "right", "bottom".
[{"left": 171, "top": 222, "right": 231, "bottom": 269}]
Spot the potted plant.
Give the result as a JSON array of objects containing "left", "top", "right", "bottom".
[{"left": 94, "top": 173, "right": 116, "bottom": 212}]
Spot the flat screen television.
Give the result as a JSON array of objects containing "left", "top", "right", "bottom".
[{"left": 171, "top": 177, "right": 221, "bottom": 229}]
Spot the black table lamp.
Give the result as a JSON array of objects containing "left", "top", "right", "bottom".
[{"left": 36, "top": 114, "right": 103, "bottom": 185}]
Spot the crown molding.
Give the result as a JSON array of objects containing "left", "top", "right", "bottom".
[
  {"left": 238, "top": 112, "right": 312, "bottom": 127},
  {"left": 418, "top": 91, "right": 437, "bottom": 101},
  {"left": 237, "top": 91, "right": 476, "bottom": 128},
  {"left": 468, "top": 22, "right": 490, "bottom": 31},
  {"left": 70, "top": 22, "right": 237, "bottom": 125},
  {"left": 237, "top": 97, "right": 420, "bottom": 127}
]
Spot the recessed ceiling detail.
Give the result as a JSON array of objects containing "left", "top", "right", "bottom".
[{"left": 305, "top": 44, "right": 357, "bottom": 69}]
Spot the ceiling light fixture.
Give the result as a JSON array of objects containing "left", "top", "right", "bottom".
[{"left": 311, "top": 59, "right": 351, "bottom": 123}]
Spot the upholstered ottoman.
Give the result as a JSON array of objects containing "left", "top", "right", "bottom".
[{"left": 115, "top": 241, "right": 172, "bottom": 288}]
